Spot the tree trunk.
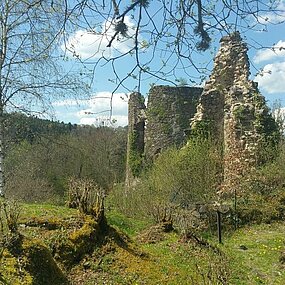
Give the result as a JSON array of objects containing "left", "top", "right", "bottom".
[{"left": 0, "top": 105, "right": 5, "bottom": 197}]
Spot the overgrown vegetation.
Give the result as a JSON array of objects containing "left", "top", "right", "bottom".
[
  {"left": 234, "top": 144, "right": 285, "bottom": 225},
  {"left": 128, "top": 130, "right": 144, "bottom": 177},
  {"left": 1, "top": 112, "right": 285, "bottom": 284},
  {"left": 111, "top": 137, "right": 222, "bottom": 235}
]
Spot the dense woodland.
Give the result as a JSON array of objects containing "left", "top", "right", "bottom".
[{"left": 2, "top": 113, "right": 127, "bottom": 203}]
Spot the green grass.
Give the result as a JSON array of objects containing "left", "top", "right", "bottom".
[
  {"left": 20, "top": 203, "right": 79, "bottom": 221},
  {"left": 106, "top": 209, "right": 151, "bottom": 236},
  {"left": 219, "top": 223, "right": 285, "bottom": 284},
  {"left": 19, "top": 205, "right": 285, "bottom": 284},
  {"left": 3, "top": 202, "right": 285, "bottom": 284}
]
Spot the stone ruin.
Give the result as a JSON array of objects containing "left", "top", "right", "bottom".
[
  {"left": 126, "top": 32, "right": 279, "bottom": 189},
  {"left": 125, "top": 86, "right": 203, "bottom": 187}
]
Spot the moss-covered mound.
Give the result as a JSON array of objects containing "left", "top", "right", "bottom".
[
  {"left": 22, "top": 238, "right": 68, "bottom": 285},
  {"left": 1, "top": 204, "right": 110, "bottom": 284},
  {"left": 0, "top": 237, "right": 68, "bottom": 285},
  {"left": 51, "top": 213, "right": 108, "bottom": 267}
]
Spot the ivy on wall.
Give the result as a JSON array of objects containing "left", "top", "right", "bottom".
[
  {"left": 128, "top": 130, "right": 144, "bottom": 177},
  {"left": 190, "top": 120, "right": 214, "bottom": 139}
]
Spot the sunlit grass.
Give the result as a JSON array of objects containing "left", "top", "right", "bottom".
[
  {"left": 19, "top": 203, "right": 79, "bottom": 221},
  {"left": 106, "top": 209, "right": 151, "bottom": 236},
  {"left": 219, "top": 223, "right": 285, "bottom": 285},
  {"left": 3, "top": 202, "right": 285, "bottom": 284}
]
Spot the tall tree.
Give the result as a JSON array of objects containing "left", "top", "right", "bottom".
[{"left": 0, "top": 0, "right": 85, "bottom": 195}]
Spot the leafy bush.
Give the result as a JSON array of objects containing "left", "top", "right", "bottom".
[
  {"left": 111, "top": 137, "right": 222, "bottom": 233},
  {"left": 231, "top": 143, "right": 285, "bottom": 225}
]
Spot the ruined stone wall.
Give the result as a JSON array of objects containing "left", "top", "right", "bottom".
[
  {"left": 191, "top": 32, "right": 279, "bottom": 187},
  {"left": 125, "top": 92, "right": 146, "bottom": 188},
  {"left": 145, "top": 86, "right": 202, "bottom": 161},
  {"left": 126, "top": 86, "right": 202, "bottom": 186},
  {"left": 126, "top": 32, "right": 278, "bottom": 191}
]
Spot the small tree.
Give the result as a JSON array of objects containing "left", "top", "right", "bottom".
[{"left": 120, "top": 137, "right": 222, "bottom": 233}]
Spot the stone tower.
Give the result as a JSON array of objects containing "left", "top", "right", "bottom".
[{"left": 191, "top": 32, "right": 279, "bottom": 186}]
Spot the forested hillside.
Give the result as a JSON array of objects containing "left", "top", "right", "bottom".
[{"left": 3, "top": 113, "right": 127, "bottom": 202}]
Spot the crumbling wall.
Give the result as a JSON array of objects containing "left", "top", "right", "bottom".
[
  {"left": 125, "top": 92, "right": 146, "bottom": 188},
  {"left": 145, "top": 86, "right": 202, "bottom": 162},
  {"left": 191, "top": 32, "right": 279, "bottom": 187},
  {"left": 125, "top": 32, "right": 279, "bottom": 191}
]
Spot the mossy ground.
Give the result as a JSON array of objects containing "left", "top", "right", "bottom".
[{"left": 1, "top": 203, "right": 285, "bottom": 284}]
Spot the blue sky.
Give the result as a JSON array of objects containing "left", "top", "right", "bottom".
[{"left": 51, "top": 1, "right": 285, "bottom": 127}]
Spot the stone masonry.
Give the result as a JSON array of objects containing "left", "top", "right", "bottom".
[
  {"left": 125, "top": 92, "right": 146, "bottom": 188},
  {"left": 191, "top": 32, "right": 278, "bottom": 186},
  {"left": 126, "top": 32, "right": 278, "bottom": 189},
  {"left": 145, "top": 86, "right": 202, "bottom": 161}
]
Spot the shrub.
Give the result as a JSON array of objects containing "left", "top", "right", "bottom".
[
  {"left": 111, "top": 137, "right": 222, "bottom": 234},
  {"left": 66, "top": 177, "right": 105, "bottom": 216},
  {"left": 230, "top": 143, "right": 285, "bottom": 226},
  {"left": 0, "top": 199, "right": 22, "bottom": 260}
]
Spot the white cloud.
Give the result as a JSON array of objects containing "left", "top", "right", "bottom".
[
  {"left": 63, "top": 16, "right": 137, "bottom": 60},
  {"left": 257, "top": 2, "right": 285, "bottom": 24},
  {"left": 78, "top": 91, "right": 128, "bottom": 115},
  {"left": 53, "top": 91, "right": 129, "bottom": 126},
  {"left": 255, "top": 61, "right": 285, "bottom": 94},
  {"left": 254, "top": 40, "right": 285, "bottom": 63}
]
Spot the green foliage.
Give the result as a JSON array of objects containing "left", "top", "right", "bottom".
[
  {"left": 231, "top": 143, "right": 285, "bottom": 226},
  {"left": 251, "top": 94, "right": 281, "bottom": 163},
  {"left": 128, "top": 130, "right": 144, "bottom": 177},
  {"left": 257, "top": 117, "right": 281, "bottom": 164},
  {"left": 118, "top": 137, "right": 221, "bottom": 232},
  {"left": 190, "top": 120, "right": 213, "bottom": 139},
  {"left": 4, "top": 112, "right": 76, "bottom": 147},
  {"left": 233, "top": 105, "right": 247, "bottom": 121}
]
